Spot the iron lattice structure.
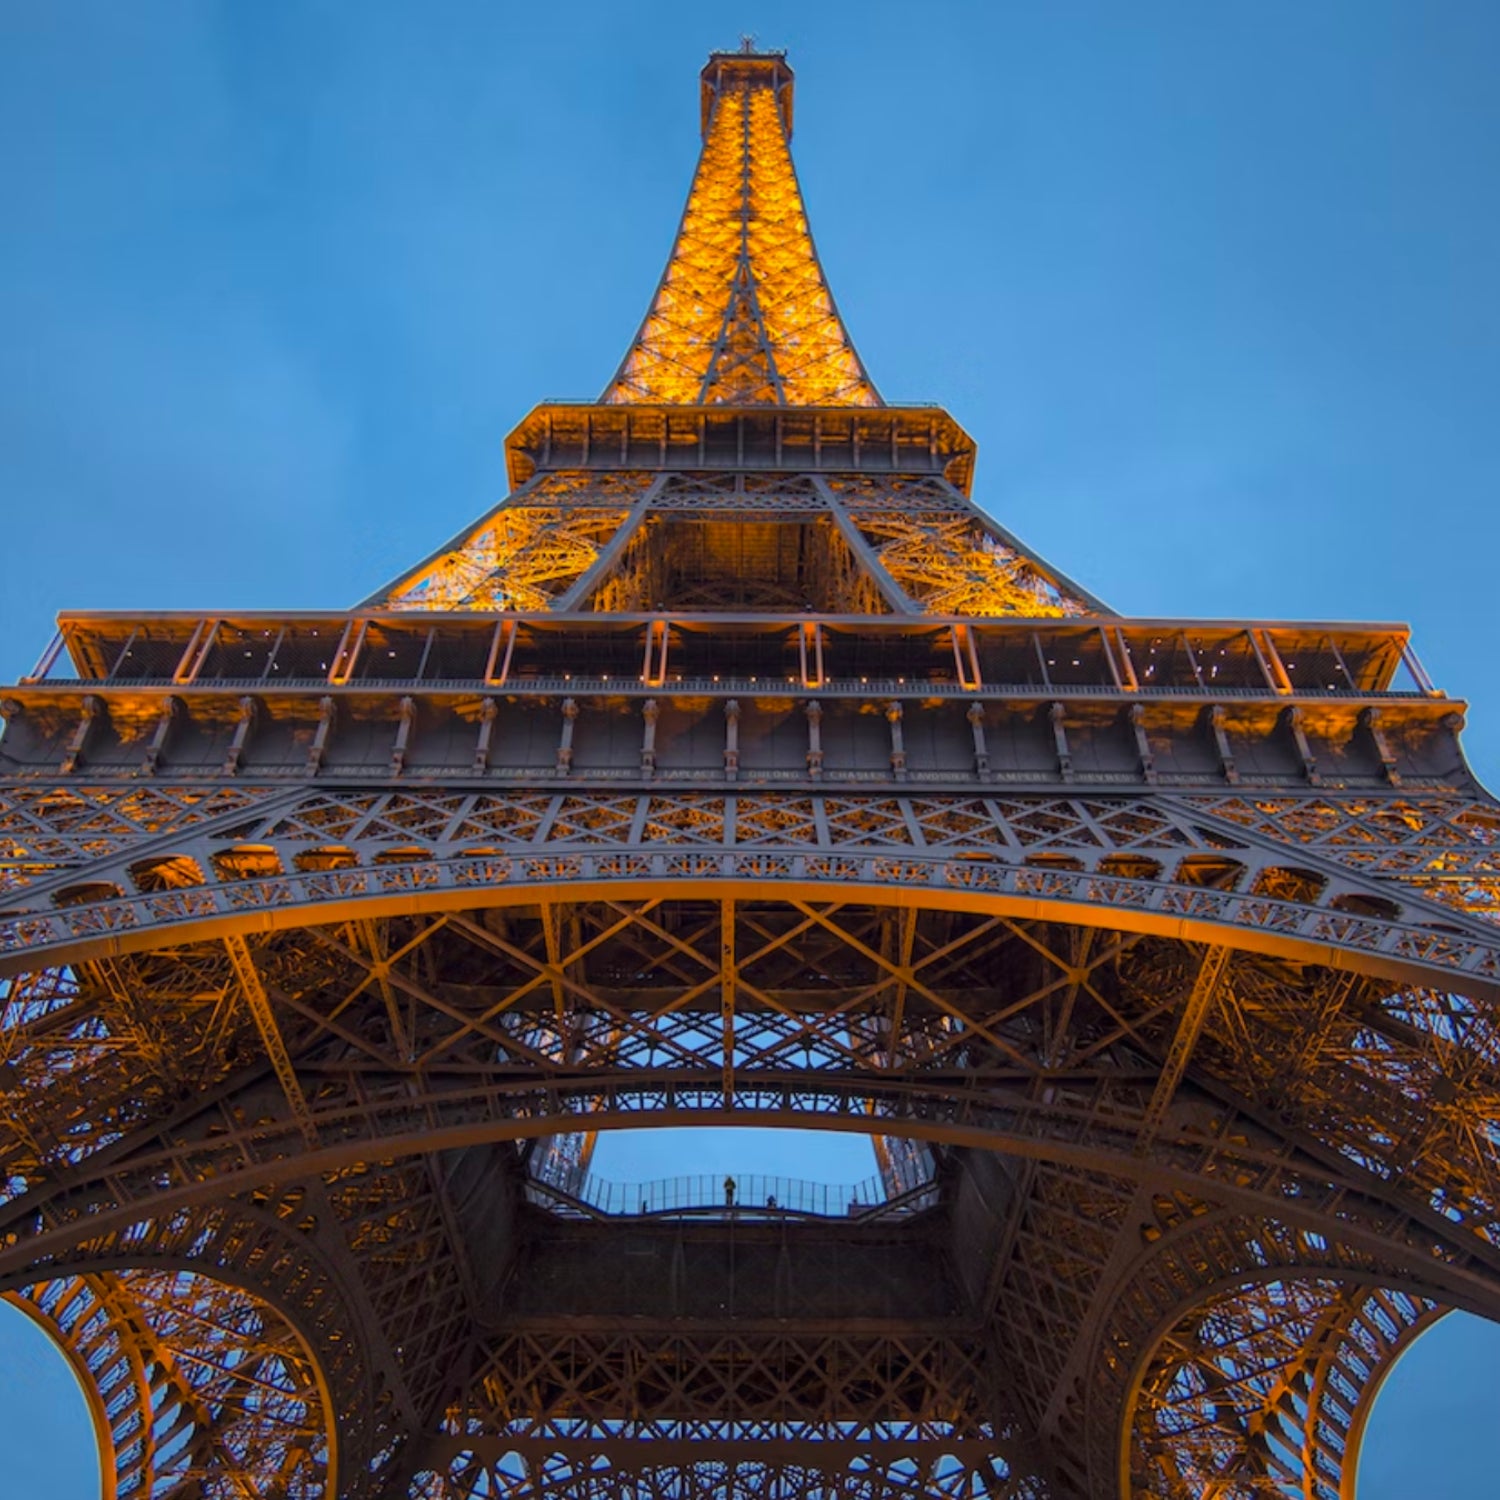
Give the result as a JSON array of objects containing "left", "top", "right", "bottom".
[{"left": 2, "top": 46, "right": 1498, "bottom": 1500}]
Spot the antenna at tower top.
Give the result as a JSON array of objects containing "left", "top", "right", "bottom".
[{"left": 739, "top": 33, "right": 757, "bottom": 53}]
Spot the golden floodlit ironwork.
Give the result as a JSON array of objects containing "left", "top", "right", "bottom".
[
  {"left": 604, "top": 51, "right": 878, "bottom": 408},
  {"left": 3, "top": 42, "right": 1499, "bottom": 1500}
]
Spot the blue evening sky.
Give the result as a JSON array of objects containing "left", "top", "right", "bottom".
[{"left": 2, "top": 3, "right": 1498, "bottom": 1494}]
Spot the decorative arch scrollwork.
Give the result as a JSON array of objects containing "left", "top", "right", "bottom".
[
  {"left": 1126, "top": 1276, "right": 1438, "bottom": 1499},
  {"left": 1083, "top": 1208, "right": 1483, "bottom": 1499},
  {"left": 8, "top": 1266, "right": 332, "bottom": 1500},
  {"left": 0, "top": 1195, "right": 402, "bottom": 1500}
]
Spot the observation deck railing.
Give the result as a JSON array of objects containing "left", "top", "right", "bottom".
[{"left": 527, "top": 1162, "right": 938, "bottom": 1221}]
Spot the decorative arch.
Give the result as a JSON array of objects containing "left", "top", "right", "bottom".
[
  {"left": 1083, "top": 1208, "right": 1500, "bottom": 1499},
  {"left": 4, "top": 880, "right": 1500, "bottom": 1499},
  {"left": 7, "top": 1266, "right": 332, "bottom": 1500},
  {"left": 0, "top": 1195, "right": 404, "bottom": 1500},
  {"left": 4, "top": 900, "right": 1500, "bottom": 1291},
  {"left": 6, "top": 858, "right": 1497, "bottom": 1005},
  {"left": 6, "top": 784, "right": 1500, "bottom": 1007},
  {"left": 1125, "top": 1276, "right": 1439, "bottom": 1498}
]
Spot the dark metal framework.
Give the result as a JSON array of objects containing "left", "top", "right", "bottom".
[{"left": 3, "top": 43, "right": 1498, "bottom": 1500}]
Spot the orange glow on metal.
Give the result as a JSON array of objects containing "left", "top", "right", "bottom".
[
  {"left": 605, "top": 57, "right": 879, "bottom": 408},
  {"left": 375, "top": 472, "right": 652, "bottom": 612},
  {"left": 385, "top": 506, "right": 630, "bottom": 611},
  {"left": 8, "top": 52, "right": 1490, "bottom": 1498},
  {"left": 860, "top": 513, "right": 1087, "bottom": 616}
]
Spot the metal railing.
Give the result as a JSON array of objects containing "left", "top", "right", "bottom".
[{"left": 528, "top": 1161, "right": 935, "bottom": 1220}]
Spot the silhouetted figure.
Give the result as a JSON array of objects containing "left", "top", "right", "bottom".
[
  {"left": 766, "top": 1194, "right": 777, "bottom": 1210},
  {"left": 724, "top": 1175, "right": 736, "bottom": 1207}
]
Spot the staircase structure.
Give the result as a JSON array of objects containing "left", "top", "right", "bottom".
[{"left": 2, "top": 44, "right": 1499, "bottom": 1500}]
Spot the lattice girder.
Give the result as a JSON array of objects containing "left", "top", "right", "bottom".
[
  {"left": 6, "top": 780, "right": 1500, "bottom": 1496},
  {"left": 1128, "top": 1277, "right": 1437, "bottom": 1500},
  {"left": 5, "top": 38, "right": 1499, "bottom": 1500},
  {"left": 6, "top": 890, "right": 1500, "bottom": 1495},
  {"left": 10, "top": 1267, "right": 332, "bottom": 1500},
  {"left": 823, "top": 476, "right": 1104, "bottom": 617},
  {"left": 413, "top": 1449, "right": 1045, "bottom": 1500},
  {"left": 8, "top": 870, "right": 1500, "bottom": 1266},
  {"left": 367, "top": 471, "right": 655, "bottom": 613},
  {"left": 5, "top": 786, "right": 1500, "bottom": 1006},
  {"left": 604, "top": 53, "right": 878, "bottom": 409},
  {"left": 1088, "top": 1208, "right": 1463, "bottom": 1499},
  {"left": 360, "top": 466, "right": 1103, "bottom": 619},
  {"left": 0, "top": 1194, "right": 409, "bottom": 1499}
]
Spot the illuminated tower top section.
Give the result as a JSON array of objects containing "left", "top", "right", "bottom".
[
  {"left": 357, "top": 44, "right": 1109, "bottom": 618},
  {"left": 603, "top": 47, "right": 881, "bottom": 408}
]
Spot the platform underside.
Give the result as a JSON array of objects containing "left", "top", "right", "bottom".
[{"left": 2, "top": 838, "right": 1499, "bottom": 1498}]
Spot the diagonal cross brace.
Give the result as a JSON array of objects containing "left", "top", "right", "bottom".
[
  {"left": 1135, "top": 944, "right": 1233, "bottom": 1154},
  {"left": 223, "top": 934, "right": 319, "bottom": 1150}
]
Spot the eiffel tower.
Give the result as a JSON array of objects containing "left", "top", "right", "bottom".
[{"left": 3, "top": 43, "right": 1499, "bottom": 1500}]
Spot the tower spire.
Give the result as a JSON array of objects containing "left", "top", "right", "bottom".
[{"left": 603, "top": 50, "right": 880, "bottom": 407}]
